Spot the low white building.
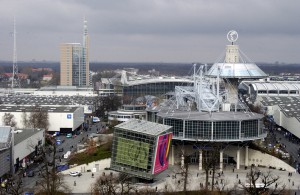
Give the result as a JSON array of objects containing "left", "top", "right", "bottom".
[
  {"left": 257, "top": 96, "right": 300, "bottom": 139},
  {"left": 0, "top": 86, "right": 96, "bottom": 97},
  {"left": 0, "top": 95, "right": 94, "bottom": 115},
  {"left": 0, "top": 105, "right": 84, "bottom": 134},
  {"left": 108, "top": 105, "right": 146, "bottom": 124},
  {"left": 13, "top": 128, "right": 45, "bottom": 171},
  {"left": 241, "top": 81, "right": 300, "bottom": 100},
  {"left": 34, "top": 86, "right": 96, "bottom": 97}
]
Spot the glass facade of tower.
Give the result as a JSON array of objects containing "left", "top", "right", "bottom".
[
  {"left": 60, "top": 43, "right": 88, "bottom": 86},
  {"left": 72, "top": 45, "right": 83, "bottom": 86},
  {"left": 81, "top": 47, "right": 87, "bottom": 86}
]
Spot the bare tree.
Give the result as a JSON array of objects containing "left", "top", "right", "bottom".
[
  {"left": 94, "top": 96, "right": 122, "bottom": 119},
  {"left": 91, "top": 173, "right": 136, "bottom": 195},
  {"left": 21, "top": 111, "right": 30, "bottom": 128},
  {"left": 239, "top": 166, "right": 285, "bottom": 195},
  {"left": 2, "top": 113, "right": 17, "bottom": 127},
  {"left": 0, "top": 174, "right": 24, "bottom": 195},
  {"left": 202, "top": 143, "right": 222, "bottom": 191},
  {"left": 136, "top": 185, "right": 156, "bottom": 195},
  {"left": 174, "top": 149, "right": 192, "bottom": 194},
  {"left": 34, "top": 137, "right": 71, "bottom": 195},
  {"left": 182, "top": 155, "right": 190, "bottom": 194},
  {"left": 28, "top": 106, "right": 49, "bottom": 130},
  {"left": 86, "top": 138, "right": 97, "bottom": 155}
]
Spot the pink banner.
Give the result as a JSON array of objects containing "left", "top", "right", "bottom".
[{"left": 153, "top": 133, "right": 172, "bottom": 174}]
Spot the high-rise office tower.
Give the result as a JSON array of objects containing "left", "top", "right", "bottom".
[{"left": 60, "top": 19, "right": 90, "bottom": 86}]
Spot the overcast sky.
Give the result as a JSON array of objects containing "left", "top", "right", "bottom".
[{"left": 0, "top": 0, "right": 299, "bottom": 63}]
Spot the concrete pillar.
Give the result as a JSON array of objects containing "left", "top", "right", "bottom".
[
  {"left": 245, "top": 146, "right": 249, "bottom": 167},
  {"left": 220, "top": 150, "right": 223, "bottom": 171},
  {"left": 171, "top": 145, "right": 174, "bottom": 166},
  {"left": 181, "top": 154, "right": 185, "bottom": 169},
  {"left": 181, "top": 149, "right": 185, "bottom": 169},
  {"left": 199, "top": 150, "right": 203, "bottom": 171},
  {"left": 236, "top": 149, "right": 240, "bottom": 170}
]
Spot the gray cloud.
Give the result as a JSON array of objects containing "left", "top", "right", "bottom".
[{"left": 0, "top": 0, "right": 299, "bottom": 63}]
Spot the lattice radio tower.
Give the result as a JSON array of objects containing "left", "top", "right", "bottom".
[{"left": 11, "top": 17, "right": 20, "bottom": 88}]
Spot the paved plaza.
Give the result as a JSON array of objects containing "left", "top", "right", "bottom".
[{"left": 63, "top": 158, "right": 300, "bottom": 194}]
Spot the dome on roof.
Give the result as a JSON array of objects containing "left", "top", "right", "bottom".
[{"left": 206, "top": 38, "right": 267, "bottom": 79}]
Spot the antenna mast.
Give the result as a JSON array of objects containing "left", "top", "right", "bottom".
[{"left": 12, "top": 17, "right": 19, "bottom": 88}]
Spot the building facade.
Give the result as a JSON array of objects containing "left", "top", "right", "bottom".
[
  {"left": 0, "top": 105, "right": 84, "bottom": 134},
  {"left": 0, "top": 127, "right": 12, "bottom": 178},
  {"left": 13, "top": 128, "right": 45, "bottom": 172},
  {"left": 144, "top": 33, "right": 270, "bottom": 171},
  {"left": 108, "top": 105, "right": 146, "bottom": 124}
]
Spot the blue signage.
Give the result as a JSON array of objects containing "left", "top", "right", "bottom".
[{"left": 67, "top": 114, "right": 72, "bottom": 119}]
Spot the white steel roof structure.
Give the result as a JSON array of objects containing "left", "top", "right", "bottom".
[
  {"left": 206, "top": 32, "right": 267, "bottom": 79},
  {"left": 207, "top": 63, "right": 267, "bottom": 79},
  {"left": 119, "top": 70, "right": 193, "bottom": 86}
]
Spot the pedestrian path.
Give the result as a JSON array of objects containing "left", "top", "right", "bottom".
[{"left": 154, "top": 164, "right": 300, "bottom": 192}]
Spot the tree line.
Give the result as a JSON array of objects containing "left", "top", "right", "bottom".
[{"left": 2, "top": 106, "right": 49, "bottom": 130}]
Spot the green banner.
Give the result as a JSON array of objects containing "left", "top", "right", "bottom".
[{"left": 116, "top": 137, "right": 150, "bottom": 169}]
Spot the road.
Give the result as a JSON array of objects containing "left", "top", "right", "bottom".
[
  {"left": 265, "top": 119, "right": 300, "bottom": 169},
  {"left": 22, "top": 121, "right": 106, "bottom": 191},
  {"left": 273, "top": 130, "right": 300, "bottom": 167}
]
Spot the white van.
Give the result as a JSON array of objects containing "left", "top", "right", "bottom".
[{"left": 64, "top": 151, "right": 71, "bottom": 159}]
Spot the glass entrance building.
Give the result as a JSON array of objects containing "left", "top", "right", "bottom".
[
  {"left": 151, "top": 111, "right": 266, "bottom": 142},
  {"left": 110, "top": 119, "right": 173, "bottom": 179}
]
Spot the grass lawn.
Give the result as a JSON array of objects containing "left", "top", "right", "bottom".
[{"left": 68, "top": 141, "right": 112, "bottom": 165}]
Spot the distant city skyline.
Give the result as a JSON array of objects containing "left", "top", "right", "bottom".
[{"left": 0, "top": 0, "right": 299, "bottom": 63}]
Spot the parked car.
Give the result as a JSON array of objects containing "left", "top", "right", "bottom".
[
  {"left": 69, "top": 171, "right": 82, "bottom": 177},
  {"left": 66, "top": 133, "right": 72, "bottom": 138},
  {"left": 58, "top": 148, "right": 64, "bottom": 152},
  {"left": 27, "top": 171, "right": 35, "bottom": 177}
]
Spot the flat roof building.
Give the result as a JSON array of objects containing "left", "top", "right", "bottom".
[
  {"left": 13, "top": 128, "right": 45, "bottom": 172},
  {"left": 0, "top": 94, "right": 95, "bottom": 114},
  {"left": 97, "top": 70, "right": 193, "bottom": 103},
  {"left": 108, "top": 105, "right": 147, "bottom": 124},
  {"left": 0, "top": 105, "right": 84, "bottom": 134}
]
